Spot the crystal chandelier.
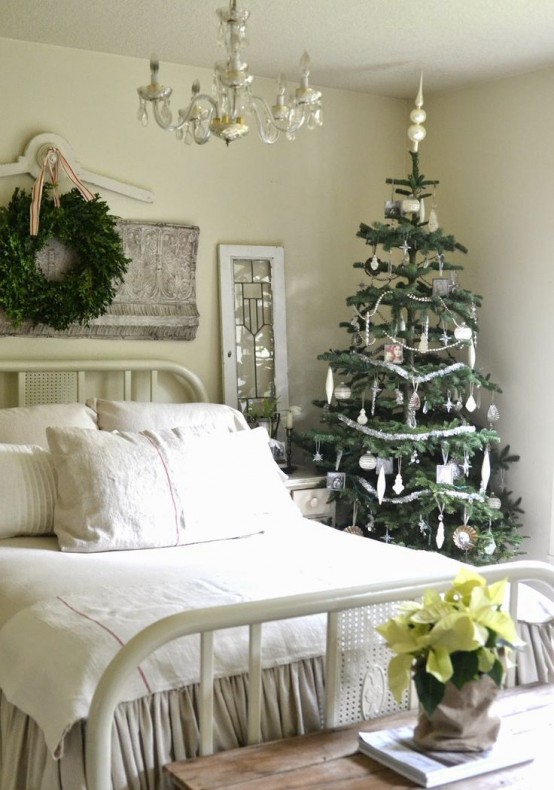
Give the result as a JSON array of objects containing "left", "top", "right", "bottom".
[{"left": 136, "top": 0, "right": 323, "bottom": 146}]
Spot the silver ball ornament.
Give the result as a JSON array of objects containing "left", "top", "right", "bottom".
[
  {"left": 334, "top": 382, "right": 351, "bottom": 400},
  {"left": 359, "top": 452, "right": 377, "bottom": 470}
]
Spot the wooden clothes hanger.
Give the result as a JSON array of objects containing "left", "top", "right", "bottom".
[{"left": 0, "top": 133, "right": 154, "bottom": 203}]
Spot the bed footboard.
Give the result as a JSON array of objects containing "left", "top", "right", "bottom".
[{"left": 85, "top": 560, "right": 554, "bottom": 790}]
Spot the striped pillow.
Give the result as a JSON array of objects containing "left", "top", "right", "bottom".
[{"left": 0, "top": 444, "right": 56, "bottom": 537}]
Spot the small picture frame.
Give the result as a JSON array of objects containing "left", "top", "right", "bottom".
[
  {"left": 326, "top": 471, "right": 346, "bottom": 490},
  {"left": 384, "top": 343, "right": 403, "bottom": 364},
  {"left": 432, "top": 278, "right": 451, "bottom": 297},
  {"left": 436, "top": 464, "right": 454, "bottom": 485},
  {"left": 376, "top": 457, "right": 394, "bottom": 475},
  {"left": 384, "top": 200, "right": 402, "bottom": 220}
]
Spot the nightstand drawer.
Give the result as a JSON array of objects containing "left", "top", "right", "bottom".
[{"left": 291, "top": 487, "right": 334, "bottom": 523}]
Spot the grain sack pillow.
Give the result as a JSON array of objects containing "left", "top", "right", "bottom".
[{"left": 46, "top": 427, "right": 187, "bottom": 552}]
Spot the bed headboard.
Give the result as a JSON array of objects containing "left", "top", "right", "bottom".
[{"left": 0, "top": 359, "right": 209, "bottom": 407}]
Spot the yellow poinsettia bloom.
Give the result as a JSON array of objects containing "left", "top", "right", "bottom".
[
  {"left": 375, "top": 617, "right": 427, "bottom": 655},
  {"left": 444, "top": 567, "right": 487, "bottom": 605},
  {"left": 376, "top": 568, "right": 525, "bottom": 711},
  {"left": 387, "top": 653, "right": 414, "bottom": 701},
  {"left": 429, "top": 612, "right": 489, "bottom": 652},
  {"left": 425, "top": 644, "right": 454, "bottom": 683}
]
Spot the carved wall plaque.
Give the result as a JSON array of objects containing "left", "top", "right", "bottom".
[{"left": 0, "top": 219, "right": 200, "bottom": 340}]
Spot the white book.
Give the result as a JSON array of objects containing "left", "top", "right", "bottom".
[{"left": 358, "top": 725, "right": 536, "bottom": 788}]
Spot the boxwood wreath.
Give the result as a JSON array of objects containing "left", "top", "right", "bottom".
[{"left": 0, "top": 187, "right": 130, "bottom": 331}]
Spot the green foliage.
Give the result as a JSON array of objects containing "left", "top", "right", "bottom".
[
  {"left": 0, "top": 187, "right": 130, "bottom": 330},
  {"left": 299, "top": 152, "right": 525, "bottom": 563},
  {"left": 244, "top": 397, "right": 281, "bottom": 438}
]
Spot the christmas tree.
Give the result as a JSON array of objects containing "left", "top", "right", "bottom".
[{"left": 303, "top": 80, "right": 524, "bottom": 564}]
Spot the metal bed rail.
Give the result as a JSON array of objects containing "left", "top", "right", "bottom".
[
  {"left": 85, "top": 560, "right": 554, "bottom": 790},
  {"left": 0, "top": 358, "right": 209, "bottom": 404}
]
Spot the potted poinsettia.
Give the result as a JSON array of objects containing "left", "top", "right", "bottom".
[{"left": 376, "top": 567, "right": 524, "bottom": 751}]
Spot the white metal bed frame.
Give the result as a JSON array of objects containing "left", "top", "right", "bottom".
[
  {"left": 1, "top": 359, "right": 553, "bottom": 789},
  {"left": 0, "top": 358, "right": 209, "bottom": 405},
  {"left": 85, "top": 560, "right": 554, "bottom": 790}
]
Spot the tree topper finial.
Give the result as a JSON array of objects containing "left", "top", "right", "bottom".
[{"left": 408, "top": 73, "right": 426, "bottom": 152}]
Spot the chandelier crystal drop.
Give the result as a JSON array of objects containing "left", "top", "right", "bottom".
[{"left": 136, "top": 0, "right": 323, "bottom": 146}]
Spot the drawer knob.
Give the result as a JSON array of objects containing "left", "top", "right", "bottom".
[{"left": 309, "top": 496, "right": 319, "bottom": 508}]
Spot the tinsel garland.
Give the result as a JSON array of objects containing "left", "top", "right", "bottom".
[
  {"left": 356, "top": 476, "right": 484, "bottom": 504},
  {"left": 338, "top": 413, "right": 476, "bottom": 442},
  {"left": 351, "top": 353, "right": 467, "bottom": 383}
]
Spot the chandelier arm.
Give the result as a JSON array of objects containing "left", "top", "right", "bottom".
[
  {"left": 249, "top": 95, "right": 307, "bottom": 140},
  {"left": 151, "top": 94, "right": 218, "bottom": 134},
  {"left": 247, "top": 98, "right": 280, "bottom": 144}
]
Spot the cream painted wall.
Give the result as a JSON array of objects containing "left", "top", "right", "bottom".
[
  {"left": 0, "top": 38, "right": 406, "bottom": 419},
  {"left": 425, "top": 68, "right": 554, "bottom": 562},
  {"left": 4, "top": 39, "right": 550, "bottom": 562}
]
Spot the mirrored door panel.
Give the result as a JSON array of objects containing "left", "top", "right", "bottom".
[{"left": 219, "top": 245, "right": 289, "bottom": 415}]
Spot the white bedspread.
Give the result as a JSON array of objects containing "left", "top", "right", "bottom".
[{"left": 0, "top": 517, "right": 539, "bottom": 760}]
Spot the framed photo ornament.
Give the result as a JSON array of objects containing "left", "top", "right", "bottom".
[{"left": 326, "top": 471, "right": 346, "bottom": 491}]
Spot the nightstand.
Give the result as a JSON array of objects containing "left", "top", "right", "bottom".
[{"left": 283, "top": 466, "right": 336, "bottom": 525}]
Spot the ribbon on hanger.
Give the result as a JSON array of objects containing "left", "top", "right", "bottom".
[{"left": 30, "top": 146, "right": 95, "bottom": 236}]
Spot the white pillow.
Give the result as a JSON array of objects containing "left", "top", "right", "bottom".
[
  {"left": 0, "top": 445, "right": 56, "bottom": 537},
  {"left": 164, "top": 426, "right": 300, "bottom": 543},
  {"left": 0, "top": 403, "right": 97, "bottom": 448},
  {"left": 47, "top": 427, "right": 188, "bottom": 553},
  {"left": 88, "top": 399, "right": 248, "bottom": 434},
  {"left": 46, "top": 425, "right": 298, "bottom": 552}
]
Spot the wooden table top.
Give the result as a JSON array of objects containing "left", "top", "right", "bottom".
[{"left": 165, "top": 683, "right": 554, "bottom": 789}]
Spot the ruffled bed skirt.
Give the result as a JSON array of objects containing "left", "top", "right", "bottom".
[
  {"left": 0, "top": 658, "right": 325, "bottom": 790},
  {"left": 2, "top": 621, "right": 553, "bottom": 790}
]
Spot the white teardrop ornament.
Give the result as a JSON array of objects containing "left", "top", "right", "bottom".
[
  {"left": 377, "top": 465, "right": 386, "bottom": 504},
  {"left": 480, "top": 448, "right": 491, "bottom": 492},
  {"left": 357, "top": 408, "right": 368, "bottom": 425},
  {"left": 436, "top": 519, "right": 445, "bottom": 549},
  {"left": 325, "top": 367, "right": 334, "bottom": 405}
]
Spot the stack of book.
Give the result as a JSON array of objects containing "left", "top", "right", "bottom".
[{"left": 358, "top": 725, "right": 535, "bottom": 788}]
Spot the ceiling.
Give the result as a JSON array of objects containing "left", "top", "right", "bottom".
[{"left": 2, "top": 0, "right": 554, "bottom": 99}]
